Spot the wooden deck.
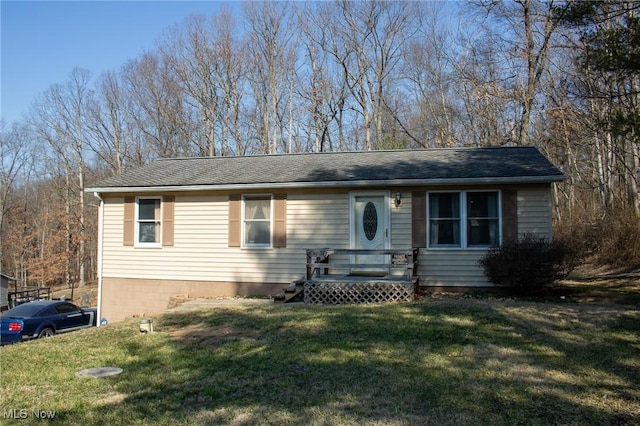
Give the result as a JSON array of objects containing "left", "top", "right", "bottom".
[{"left": 274, "top": 249, "right": 419, "bottom": 304}]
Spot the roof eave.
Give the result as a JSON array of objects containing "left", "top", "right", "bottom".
[{"left": 87, "top": 175, "right": 565, "bottom": 194}]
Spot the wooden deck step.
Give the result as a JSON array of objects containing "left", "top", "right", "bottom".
[
  {"left": 284, "top": 284, "right": 298, "bottom": 293},
  {"left": 273, "top": 280, "right": 305, "bottom": 303}
]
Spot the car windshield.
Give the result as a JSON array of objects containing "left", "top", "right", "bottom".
[{"left": 1, "top": 303, "right": 46, "bottom": 317}]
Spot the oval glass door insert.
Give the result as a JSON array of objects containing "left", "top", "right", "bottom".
[{"left": 363, "top": 202, "right": 378, "bottom": 241}]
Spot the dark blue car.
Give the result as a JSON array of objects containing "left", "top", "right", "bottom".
[{"left": 0, "top": 301, "right": 97, "bottom": 345}]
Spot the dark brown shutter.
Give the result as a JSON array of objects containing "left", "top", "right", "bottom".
[
  {"left": 502, "top": 190, "right": 518, "bottom": 244},
  {"left": 273, "top": 194, "right": 287, "bottom": 248},
  {"left": 411, "top": 191, "right": 427, "bottom": 248},
  {"left": 162, "top": 196, "right": 175, "bottom": 247},
  {"left": 123, "top": 196, "right": 135, "bottom": 246},
  {"left": 228, "top": 194, "right": 241, "bottom": 247}
]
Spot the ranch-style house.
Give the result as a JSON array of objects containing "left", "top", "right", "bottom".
[{"left": 87, "top": 146, "right": 564, "bottom": 322}]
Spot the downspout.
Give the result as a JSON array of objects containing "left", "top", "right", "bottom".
[{"left": 94, "top": 192, "right": 105, "bottom": 327}]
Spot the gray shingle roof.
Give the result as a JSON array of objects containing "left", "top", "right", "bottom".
[{"left": 87, "top": 147, "right": 564, "bottom": 193}]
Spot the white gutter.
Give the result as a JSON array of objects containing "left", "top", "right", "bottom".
[
  {"left": 86, "top": 175, "right": 565, "bottom": 194},
  {"left": 93, "top": 192, "right": 105, "bottom": 327}
]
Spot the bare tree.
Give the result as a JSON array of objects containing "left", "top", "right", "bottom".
[
  {"left": 29, "top": 68, "right": 93, "bottom": 289},
  {"left": 553, "top": 0, "right": 640, "bottom": 215},
  {"left": 299, "top": 5, "right": 351, "bottom": 152},
  {"left": 211, "top": 8, "right": 249, "bottom": 156},
  {"left": 468, "top": 0, "right": 558, "bottom": 145},
  {"left": 454, "top": 34, "right": 514, "bottom": 147},
  {"left": 86, "top": 70, "right": 132, "bottom": 175},
  {"left": 403, "top": 3, "right": 460, "bottom": 148},
  {"left": 516, "top": 0, "right": 557, "bottom": 145},
  {"left": 311, "top": 1, "right": 420, "bottom": 150},
  {"left": 161, "top": 14, "right": 221, "bottom": 157},
  {"left": 122, "top": 52, "right": 192, "bottom": 159},
  {"left": 243, "top": 1, "right": 298, "bottom": 154},
  {"left": 0, "top": 121, "right": 33, "bottom": 275}
]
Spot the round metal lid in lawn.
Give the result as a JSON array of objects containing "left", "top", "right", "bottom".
[{"left": 76, "top": 367, "right": 123, "bottom": 378}]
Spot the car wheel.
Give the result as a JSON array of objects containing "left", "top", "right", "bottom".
[{"left": 38, "top": 328, "right": 55, "bottom": 339}]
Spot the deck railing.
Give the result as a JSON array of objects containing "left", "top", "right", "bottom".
[{"left": 306, "top": 248, "right": 418, "bottom": 280}]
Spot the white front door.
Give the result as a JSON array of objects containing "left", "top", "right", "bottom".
[{"left": 351, "top": 193, "right": 389, "bottom": 274}]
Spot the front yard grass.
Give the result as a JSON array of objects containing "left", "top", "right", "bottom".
[{"left": 1, "top": 292, "right": 639, "bottom": 425}]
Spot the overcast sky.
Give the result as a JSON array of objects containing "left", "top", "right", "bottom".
[{"left": 1, "top": 1, "right": 240, "bottom": 124}]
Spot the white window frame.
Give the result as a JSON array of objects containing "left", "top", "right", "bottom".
[
  {"left": 241, "top": 194, "right": 273, "bottom": 249},
  {"left": 135, "top": 196, "right": 162, "bottom": 248},
  {"left": 427, "top": 190, "right": 501, "bottom": 250}
]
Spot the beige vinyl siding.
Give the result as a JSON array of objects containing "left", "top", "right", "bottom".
[
  {"left": 101, "top": 185, "right": 553, "bottom": 289},
  {"left": 417, "top": 185, "right": 553, "bottom": 287},
  {"left": 292, "top": 193, "right": 352, "bottom": 275},
  {"left": 103, "top": 198, "right": 126, "bottom": 248},
  {"left": 391, "top": 191, "right": 412, "bottom": 248},
  {"left": 517, "top": 187, "right": 552, "bottom": 239},
  {"left": 418, "top": 251, "right": 487, "bottom": 286},
  {"left": 101, "top": 193, "right": 351, "bottom": 285},
  {"left": 288, "top": 193, "right": 350, "bottom": 248}
]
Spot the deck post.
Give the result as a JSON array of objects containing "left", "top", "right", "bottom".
[
  {"left": 321, "top": 252, "right": 329, "bottom": 276},
  {"left": 306, "top": 248, "right": 331, "bottom": 279},
  {"left": 306, "top": 251, "right": 313, "bottom": 279}
]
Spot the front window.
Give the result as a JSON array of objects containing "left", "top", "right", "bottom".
[
  {"left": 243, "top": 195, "right": 272, "bottom": 247},
  {"left": 428, "top": 191, "right": 500, "bottom": 248},
  {"left": 467, "top": 192, "right": 500, "bottom": 247},
  {"left": 429, "top": 193, "right": 461, "bottom": 247},
  {"left": 137, "top": 198, "right": 161, "bottom": 245}
]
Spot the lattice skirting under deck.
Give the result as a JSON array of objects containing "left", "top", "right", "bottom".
[{"left": 304, "top": 280, "right": 416, "bottom": 304}]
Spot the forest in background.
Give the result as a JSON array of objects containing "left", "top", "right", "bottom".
[{"left": 1, "top": 0, "right": 639, "bottom": 289}]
